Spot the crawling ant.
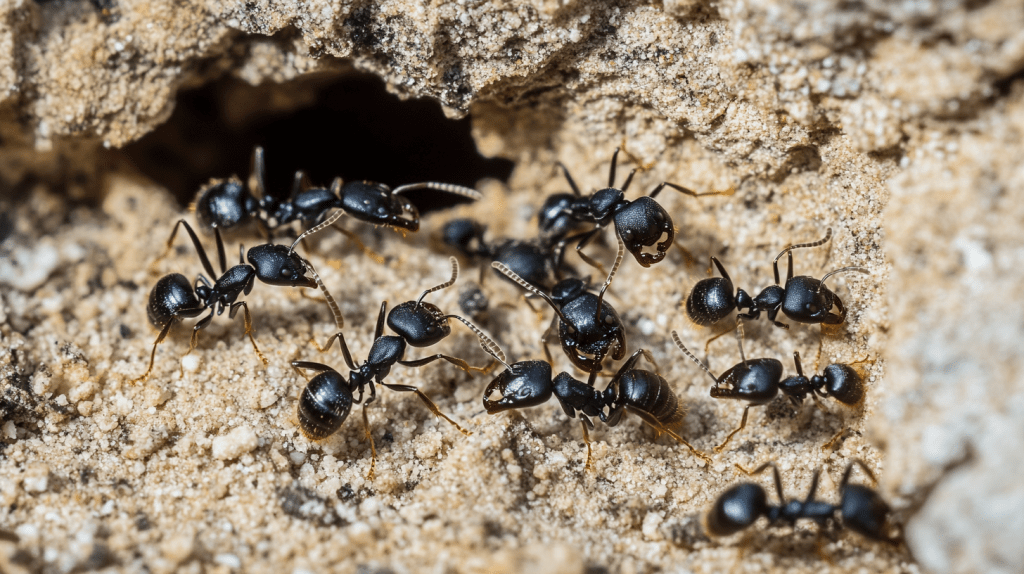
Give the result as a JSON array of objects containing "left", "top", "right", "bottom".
[
  {"left": 194, "top": 146, "right": 483, "bottom": 237},
  {"left": 293, "top": 257, "right": 503, "bottom": 478},
  {"left": 440, "top": 218, "right": 565, "bottom": 291},
  {"left": 672, "top": 330, "right": 867, "bottom": 452},
  {"left": 706, "top": 460, "right": 901, "bottom": 546},
  {"left": 540, "top": 148, "right": 723, "bottom": 269},
  {"left": 484, "top": 348, "right": 711, "bottom": 469},
  {"left": 131, "top": 217, "right": 338, "bottom": 385},
  {"left": 686, "top": 228, "right": 869, "bottom": 330},
  {"left": 492, "top": 236, "right": 627, "bottom": 380}
]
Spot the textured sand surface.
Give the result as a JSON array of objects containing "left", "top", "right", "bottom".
[{"left": 2, "top": 0, "right": 1024, "bottom": 573}]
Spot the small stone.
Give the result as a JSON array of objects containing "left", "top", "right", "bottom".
[{"left": 211, "top": 426, "right": 258, "bottom": 461}]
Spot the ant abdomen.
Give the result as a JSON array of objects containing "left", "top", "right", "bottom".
[
  {"left": 297, "top": 370, "right": 353, "bottom": 440},
  {"left": 686, "top": 276, "right": 735, "bottom": 326},
  {"left": 705, "top": 482, "right": 768, "bottom": 537},
  {"left": 147, "top": 273, "right": 202, "bottom": 328},
  {"left": 615, "top": 370, "right": 684, "bottom": 430}
]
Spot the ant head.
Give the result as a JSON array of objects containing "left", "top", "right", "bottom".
[
  {"left": 340, "top": 181, "right": 421, "bottom": 232},
  {"left": 386, "top": 301, "right": 451, "bottom": 348},
  {"left": 247, "top": 244, "right": 317, "bottom": 288},
  {"left": 589, "top": 188, "right": 625, "bottom": 220},
  {"left": 612, "top": 196, "right": 674, "bottom": 267},
  {"left": 840, "top": 483, "right": 900, "bottom": 544},
  {"left": 483, "top": 361, "right": 553, "bottom": 413},
  {"left": 193, "top": 178, "right": 256, "bottom": 232},
  {"left": 706, "top": 482, "right": 769, "bottom": 537},
  {"left": 551, "top": 278, "right": 587, "bottom": 306}
]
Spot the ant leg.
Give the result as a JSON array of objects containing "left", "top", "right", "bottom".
[
  {"left": 187, "top": 310, "right": 215, "bottom": 354},
  {"left": 580, "top": 417, "right": 594, "bottom": 471},
  {"left": 157, "top": 219, "right": 219, "bottom": 278},
  {"left": 290, "top": 361, "right": 333, "bottom": 381},
  {"left": 310, "top": 331, "right": 357, "bottom": 370},
  {"left": 380, "top": 383, "right": 471, "bottom": 436},
  {"left": 649, "top": 181, "right": 730, "bottom": 199},
  {"left": 714, "top": 406, "right": 750, "bottom": 453},
  {"left": 735, "top": 461, "right": 785, "bottom": 503},
  {"left": 361, "top": 402, "right": 377, "bottom": 480},
  {"left": 671, "top": 239, "right": 698, "bottom": 267},
  {"left": 764, "top": 306, "right": 790, "bottom": 330},
  {"left": 573, "top": 228, "right": 606, "bottom": 273},
  {"left": 822, "top": 428, "right": 849, "bottom": 452},
  {"left": 557, "top": 162, "right": 583, "bottom": 196},
  {"left": 398, "top": 354, "right": 489, "bottom": 373},
  {"left": 703, "top": 323, "right": 738, "bottom": 360},
  {"left": 840, "top": 458, "right": 879, "bottom": 489},
  {"left": 130, "top": 319, "right": 176, "bottom": 385},
  {"left": 332, "top": 223, "right": 385, "bottom": 265},
  {"left": 629, "top": 408, "right": 712, "bottom": 465},
  {"left": 374, "top": 301, "right": 387, "bottom": 341},
  {"left": 229, "top": 301, "right": 268, "bottom": 366},
  {"left": 805, "top": 468, "right": 822, "bottom": 503},
  {"left": 541, "top": 314, "right": 559, "bottom": 366}
]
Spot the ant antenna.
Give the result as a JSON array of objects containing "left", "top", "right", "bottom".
[
  {"left": 671, "top": 330, "right": 720, "bottom": 385},
  {"left": 289, "top": 210, "right": 346, "bottom": 253},
  {"left": 595, "top": 235, "right": 625, "bottom": 319},
  {"left": 558, "top": 162, "right": 582, "bottom": 196},
  {"left": 445, "top": 315, "right": 510, "bottom": 370},
  {"left": 816, "top": 266, "right": 870, "bottom": 294},
  {"left": 417, "top": 257, "right": 458, "bottom": 308},
  {"left": 491, "top": 262, "right": 570, "bottom": 324},
  {"left": 773, "top": 227, "right": 833, "bottom": 267},
  {"left": 392, "top": 182, "right": 483, "bottom": 201},
  {"left": 301, "top": 258, "right": 344, "bottom": 330},
  {"left": 608, "top": 147, "right": 621, "bottom": 188}
]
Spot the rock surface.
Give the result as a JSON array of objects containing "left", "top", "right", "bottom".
[{"left": 1, "top": 0, "right": 1022, "bottom": 572}]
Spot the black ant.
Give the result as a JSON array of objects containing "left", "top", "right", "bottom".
[
  {"left": 483, "top": 348, "right": 711, "bottom": 469},
  {"left": 686, "top": 228, "right": 869, "bottom": 330},
  {"left": 440, "top": 218, "right": 565, "bottom": 291},
  {"left": 671, "top": 330, "right": 867, "bottom": 453},
  {"left": 132, "top": 217, "right": 336, "bottom": 384},
  {"left": 194, "top": 146, "right": 483, "bottom": 237},
  {"left": 293, "top": 257, "right": 503, "bottom": 478},
  {"left": 540, "top": 148, "right": 723, "bottom": 269},
  {"left": 491, "top": 236, "right": 627, "bottom": 381},
  {"left": 706, "top": 460, "right": 901, "bottom": 546}
]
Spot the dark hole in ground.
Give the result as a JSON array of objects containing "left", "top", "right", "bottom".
[{"left": 122, "top": 69, "right": 514, "bottom": 214}]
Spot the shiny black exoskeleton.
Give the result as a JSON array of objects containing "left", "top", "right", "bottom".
[
  {"left": 132, "top": 219, "right": 321, "bottom": 384},
  {"left": 293, "top": 258, "right": 502, "bottom": 478},
  {"left": 673, "top": 331, "right": 868, "bottom": 453},
  {"left": 440, "top": 218, "right": 564, "bottom": 291},
  {"left": 540, "top": 148, "right": 719, "bottom": 268},
  {"left": 779, "top": 352, "right": 865, "bottom": 406},
  {"left": 686, "top": 228, "right": 869, "bottom": 329},
  {"left": 193, "top": 146, "right": 483, "bottom": 235},
  {"left": 483, "top": 349, "right": 710, "bottom": 469},
  {"left": 492, "top": 237, "right": 627, "bottom": 377},
  {"left": 707, "top": 461, "right": 901, "bottom": 545},
  {"left": 672, "top": 330, "right": 783, "bottom": 453}
]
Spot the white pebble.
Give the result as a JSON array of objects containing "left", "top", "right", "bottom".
[{"left": 211, "top": 426, "right": 259, "bottom": 461}]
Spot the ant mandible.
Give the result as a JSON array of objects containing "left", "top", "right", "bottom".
[
  {"left": 132, "top": 217, "right": 335, "bottom": 384},
  {"left": 539, "top": 148, "right": 722, "bottom": 269},
  {"left": 293, "top": 257, "right": 503, "bottom": 478},
  {"left": 483, "top": 348, "right": 711, "bottom": 470},
  {"left": 686, "top": 228, "right": 869, "bottom": 331},
  {"left": 706, "top": 460, "right": 901, "bottom": 546}
]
